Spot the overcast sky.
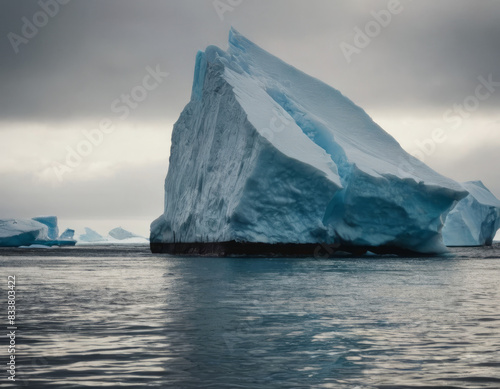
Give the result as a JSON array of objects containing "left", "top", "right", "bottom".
[{"left": 0, "top": 0, "right": 499, "bottom": 235}]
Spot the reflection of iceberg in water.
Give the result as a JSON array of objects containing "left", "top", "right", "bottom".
[
  {"left": 157, "top": 257, "right": 373, "bottom": 386},
  {"left": 155, "top": 254, "right": 494, "bottom": 387}
]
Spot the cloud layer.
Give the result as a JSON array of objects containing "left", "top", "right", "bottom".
[
  {"left": 2, "top": 0, "right": 500, "bottom": 120},
  {"left": 1, "top": 0, "right": 499, "bottom": 234}
]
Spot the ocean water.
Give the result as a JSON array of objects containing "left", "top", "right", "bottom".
[{"left": 1, "top": 244, "right": 500, "bottom": 388}]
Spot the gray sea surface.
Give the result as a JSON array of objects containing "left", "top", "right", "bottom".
[{"left": 1, "top": 244, "right": 500, "bottom": 388}]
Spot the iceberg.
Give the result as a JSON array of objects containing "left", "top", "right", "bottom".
[
  {"left": 75, "top": 227, "right": 148, "bottom": 245},
  {"left": 0, "top": 219, "right": 49, "bottom": 247},
  {"left": 32, "top": 216, "right": 59, "bottom": 240},
  {"left": 443, "top": 181, "right": 500, "bottom": 246},
  {"left": 0, "top": 217, "right": 77, "bottom": 247},
  {"left": 109, "top": 227, "right": 140, "bottom": 240},
  {"left": 59, "top": 228, "right": 75, "bottom": 240},
  {"left": 79, "top": 228, "right": 106, "bottom": 243},
  {"left": 150, "top": 29, "right": 467, "bottom": 256},
  {"left": 57, "top": 228, "right": 77, "bottom": 246}
]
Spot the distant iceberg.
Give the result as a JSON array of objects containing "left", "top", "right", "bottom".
[
  {"left": 57, "top": 228, "right": 77, "bottom": 246},
  {"left": 151, "top": 29, "right": 469, "bottom": 256},
  {"left": 32, "top": 216, "right": 59, "bottom": 240},
  {"left": 79, "top": 227, "right": 107, "bottom": 243},
  {"left": 0, "top": 219, "right": 49, "bottom": 247},
  {"left": 59, "top": 228, "right": 75, "bottom": 240},
  {"left": 75, "top": 227, "right": 148, "bottom": 245},
  {"left": 1, "top": 219, "right": 150, "bottom": 247},
  {"left": 0, "top": 217, "right": 76, "bottom": 247},
  {"left": 109, "top": 227, "right": 141, "bottom": 240},
  {"left": 443, "top": 181, "right": 500, "bottom": 246}
]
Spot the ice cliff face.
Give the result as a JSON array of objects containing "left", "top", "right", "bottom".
[
  {"left": 151, "top": 29, "right": 467, "bottom": 254},
  {"left": 443, "top": 181, "right": 500, "bottom": 246}
]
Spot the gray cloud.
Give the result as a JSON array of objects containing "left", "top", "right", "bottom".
[
  {"left": 0, "top": 0, "right": 499, "bottom": 226},
  {"left": 436, "top": 142, "right": 500, "bottom": 197},
  {"left": 0, "top": 160, "right": 167, "bottom": 220},
  {"left": 1, "top": 0, "right": 500, "bottom": 121}
]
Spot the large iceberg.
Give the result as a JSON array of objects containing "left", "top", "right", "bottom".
[
  {"left": 151, "top": 29, "right": 467, "bottom": 256},
  {"left": 443, "top": 181, "right": 500, "bottom": 246},
  {"left": 0, "top": 219, "right": 49, "bottom": 247}
]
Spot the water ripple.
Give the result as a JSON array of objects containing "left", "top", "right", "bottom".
[{"left": 0, "top": 244, "right": 499, "bottom": 388}]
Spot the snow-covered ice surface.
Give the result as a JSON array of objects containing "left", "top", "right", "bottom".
[
  {"left": 0, "top": 219, "right": 49, "bottom": 247},
  {"left": 443, "top": 181, "right": 500, "bottom": 246},
  {"left": 32, "top": 216, "right": 59, "bottom": 240},
  {"left": 151, "top": 29, "right": 468, "bottom": 254}
]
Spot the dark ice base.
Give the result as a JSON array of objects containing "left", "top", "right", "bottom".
[{"left": 150, "top": 241, "right": 430, "bottom": 257}]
